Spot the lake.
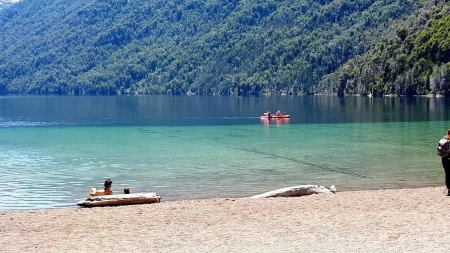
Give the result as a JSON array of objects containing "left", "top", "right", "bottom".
[{"left": 0, "top": 95, "right": 449, "bottom": 210}]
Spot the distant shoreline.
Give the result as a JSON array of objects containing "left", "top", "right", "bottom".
[{"left": 0, "top": 93, "right": 448, "bottom": 98}]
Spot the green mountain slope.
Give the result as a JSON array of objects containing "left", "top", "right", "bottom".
[
  {"left": 318, "top": 1, "right": 450, "bottom": 96},
  {"left": 0, "top": 0, "right": 441, "bottom": 95}
]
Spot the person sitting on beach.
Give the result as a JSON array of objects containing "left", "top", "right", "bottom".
[
  {"left": 124, "top": 187, "right": 131, "bottom": 194},
  {"left": 90, "top": 179, "right": 113, "bottom": 196}
]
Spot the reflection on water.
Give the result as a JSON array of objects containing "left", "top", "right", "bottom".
[
  {"left": 0, "top": 96, "right": 449, "bottom": 211},
  {"left": 1, "top": 96, "right": 450, "bottom": 127},
  {"left": 260, "top": 118, "right": 291, "bottom": 127}
]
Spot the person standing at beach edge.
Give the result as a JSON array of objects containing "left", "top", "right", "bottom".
[{"left": 438, "top": 130, "right": 450, "bottom": 196}]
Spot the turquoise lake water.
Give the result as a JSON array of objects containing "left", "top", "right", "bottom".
[{"left": 0, "top": 96, "right": 449, "bottom": 210}]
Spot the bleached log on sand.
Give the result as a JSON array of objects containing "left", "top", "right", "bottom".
[
  {"left": 249, "top": 185, "right": 336, "bottom": 199},
  {"left": 77, "top": 193, "right": 161, "bottom": 207}
]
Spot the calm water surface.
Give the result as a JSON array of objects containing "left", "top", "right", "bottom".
[{"left": 0, "top": 96, "right": 449, "bottom": 210}]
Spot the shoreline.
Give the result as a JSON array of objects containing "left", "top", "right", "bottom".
[
  {"left": 1, "top": 184, "right": 444, "bottom": 213},
  {"left": 2, "top": 186, "right": 450, "bottom": 252},
  {"left": 0, "top": 93, "right": 448, "bottom": 97}
]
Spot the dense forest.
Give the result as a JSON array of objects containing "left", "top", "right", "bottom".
[
  {"left": 319, "top": 1, "right": 450, "bottom": 96},
  {"left": 0, "top": 0, "right": 448, "bottom": 96}
]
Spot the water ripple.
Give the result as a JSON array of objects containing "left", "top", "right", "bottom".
[{"left": 0, "top": 121, "right": 446, "bottom": 211}]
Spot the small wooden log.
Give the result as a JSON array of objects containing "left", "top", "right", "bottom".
[
  {"left": 248, "top": 185, "right": 336, "bottom": 199},
  {"left": 77, "top": 193, "right": 161, "bottom": 207}
]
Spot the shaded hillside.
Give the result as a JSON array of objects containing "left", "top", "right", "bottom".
[
  {"left": 0, "top": 0, "right": 436, "bottom": 95},
  {"left": 318, "top": 1, "right": 450, "bottom": 96}
]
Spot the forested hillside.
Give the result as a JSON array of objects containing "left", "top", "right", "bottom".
[
  {"left": 0, "top": 0, "right": 445, "bottom": 95},
  {"left": 319, "top": 1, "right": 450, "bottom": 96}
]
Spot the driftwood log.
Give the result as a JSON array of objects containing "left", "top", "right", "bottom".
[
  {"left": 248, "top": 185, "right": 336, "bottom": 199},
  {"left": 77, "top": 193, "right": 161, "bottom": 207}
]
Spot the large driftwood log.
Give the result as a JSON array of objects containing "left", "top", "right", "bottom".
[
  {"left": 77, "top": 193, "right": 161, "bottom": 207},
  {"left": 248, "top": 185, "right": 336, "bottom": 199}
]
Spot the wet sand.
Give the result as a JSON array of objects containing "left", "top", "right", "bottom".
[{"left": 1, "top": 187, "right": 450, "bottom": 252}]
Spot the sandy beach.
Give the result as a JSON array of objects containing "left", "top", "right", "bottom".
[{"left": 1, "top": 187, "right": 450, "bottom": 252}]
